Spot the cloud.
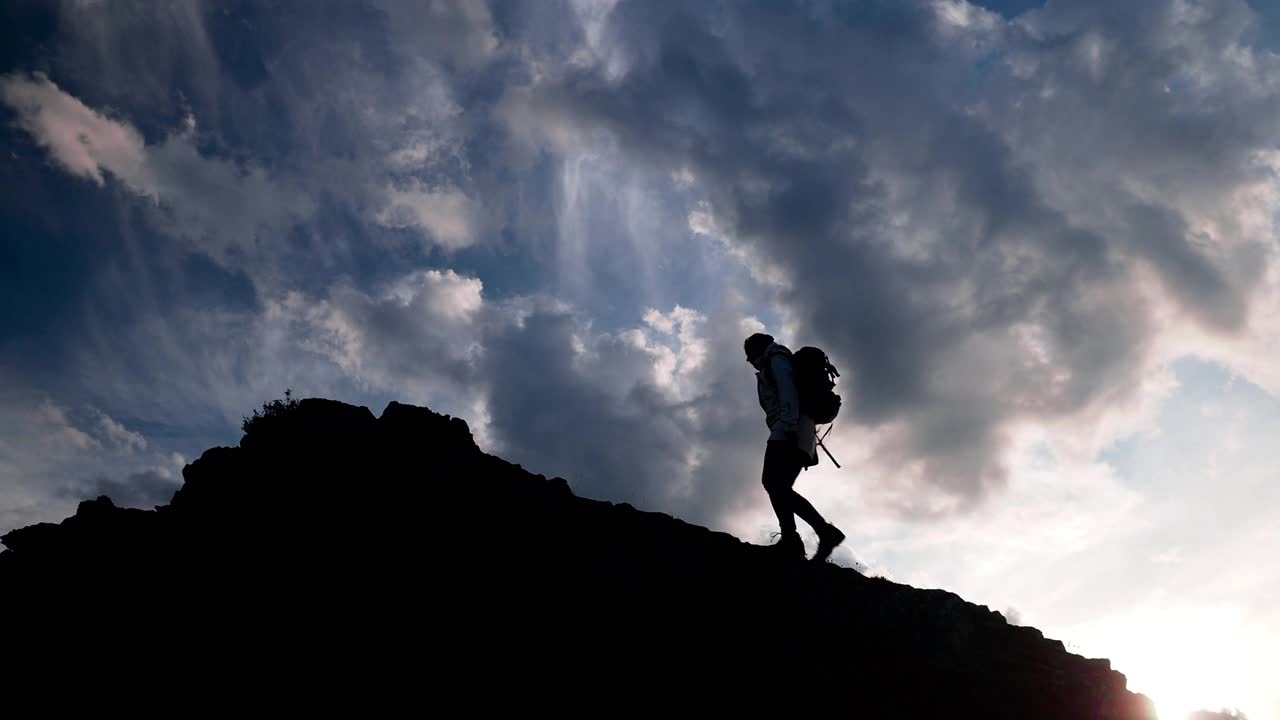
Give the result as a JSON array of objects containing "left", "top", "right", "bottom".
[
  {"left": 0, "top": 383, "right": 178, "bottom": 534},
  {"left": 4, "top": 0, "right": 523, "bottom": 268},
  {"left": 1002, "top": 607, "right": 1023, "bottom": 626},
  {"left": 377, "top": 184, "right": 480, "bottom": 249},
  {"left": 278, "top": 269, "right": 485, "bottom": 396},
  {"left": 0, "top": 72, "right": 148, "bottom": 186},
  {"left": 0, "top": 72, "right": 311, "bottom": 263},
  {"left": 373, "top": 0, "right": 499, "bottom": 68},
  {"left": 499, "top": 0, "right": 1280, "bottom": 513},
  {"left": 94, "top": 410, "right": 147, "bottom": 452},
  {"left": 473, "top": 294, "right": 775, "bottom": 525}
]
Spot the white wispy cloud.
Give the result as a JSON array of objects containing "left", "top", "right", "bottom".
[
  {"left": 93, "top": 409, "right": 147, "bottom": 452},
  {"left": 0, "top": 72, "right": 149, "bottom": 188},
  {"left": 0, "top": 72, "right": 312, "bottom": 264}
]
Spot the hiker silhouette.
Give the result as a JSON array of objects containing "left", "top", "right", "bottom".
[{"left": 745, "top": 332, "right": 845, "bottom": 562}]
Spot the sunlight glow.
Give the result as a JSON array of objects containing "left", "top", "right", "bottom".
[{"left": 1062, "top": 606, "right": 1263, "bottom": 719}]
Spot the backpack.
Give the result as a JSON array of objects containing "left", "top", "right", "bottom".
[{"left": 791, "top": 346, "right": 841, "bottom": 424}]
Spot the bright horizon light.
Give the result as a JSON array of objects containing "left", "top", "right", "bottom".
[{"left": 1061, "top": 605, "right": 1266, "bottom": 719}]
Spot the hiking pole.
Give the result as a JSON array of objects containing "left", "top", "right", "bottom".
[{"left": 817, "top": 424, "right": 841, "bottom": 468}]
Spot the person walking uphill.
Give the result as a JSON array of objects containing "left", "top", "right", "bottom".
[{"left": 745, "top": 332, "right": 845, "bottom": 562}]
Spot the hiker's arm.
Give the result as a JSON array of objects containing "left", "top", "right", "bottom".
[{"left": 770, "top": 353, "right": 801, "bottom": 433}]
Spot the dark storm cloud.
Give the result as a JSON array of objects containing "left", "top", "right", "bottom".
[
  {"left": 1121, "top": 201, "right": 1258, "bottom": 331},
  {"left": 476, "top": 303, "right": 767, "bottom": 526},
  {"left": 504, "top": 0, "right": 1280, "bottom": 510},
  {"left": 479, "top": 311, "right": 694, "bottom": 505}
]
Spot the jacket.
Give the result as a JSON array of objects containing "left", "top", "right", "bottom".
[{"left": 755, "top": 342, "right": 818, "bottom": 466}]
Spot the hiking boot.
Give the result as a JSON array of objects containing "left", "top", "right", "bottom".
[
  {"left": 812, "top": 523, "right": 846, "bottom": 563},
  {"left": 768, "top": 531, "right": 805, "bottom": 561}
]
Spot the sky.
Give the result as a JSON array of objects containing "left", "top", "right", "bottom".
[{"left": 1, "top": 1, "right": 1278, "bottom": 717}]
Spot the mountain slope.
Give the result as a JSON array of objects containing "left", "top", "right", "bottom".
[{"left": 0, "top": 398, "right": 1157, "bottom": 718}]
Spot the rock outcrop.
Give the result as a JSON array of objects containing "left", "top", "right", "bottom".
[{"left": 0, "top": 398, "right": 1156, "bottom": 718}]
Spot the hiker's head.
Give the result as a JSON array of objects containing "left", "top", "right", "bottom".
[{"left": 743, "top": 333, "right": 774, "bottom": 368}]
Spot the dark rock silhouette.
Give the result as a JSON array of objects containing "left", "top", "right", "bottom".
[{"left": 1, "top": 398, "right": 1157, "bottom": 718}]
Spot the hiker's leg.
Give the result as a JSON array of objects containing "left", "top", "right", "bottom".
[
  {"left": 768, "top": 492, "right": 796, "bottom": 534},
  {"left": 790, "top": 489, "right": 828, "bottom": 532},
  {"left": 780, "top": 444, "right": 829, "bottom": 531},
  {"left": 762, "top": 441, "right": 803, "bottom": 533}
]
